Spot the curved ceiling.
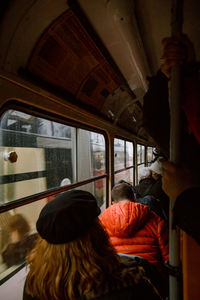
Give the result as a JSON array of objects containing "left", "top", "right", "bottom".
[{"left": 0, "top": 0, "right": 199, "bottom": 143}]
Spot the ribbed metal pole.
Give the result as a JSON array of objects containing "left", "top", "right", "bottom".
[{"left": 169, "top": 0, "right": 183, "bottom": 299}]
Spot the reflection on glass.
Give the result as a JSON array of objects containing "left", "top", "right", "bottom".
[
  {"left": 0, "top": 198, "right": 46, "bottom": 280},
  {"left": 46, "top": 179, "right": 107, "bottom": 213},
  {"left": 0, "top": 180, "right": 106, "bottom": 282},
  {"left": 137, "top": 144, "right": 141, "bottom": 164},
  {"left": 137, "top": 164, "right": 145, "bottom": 183},
  {"left": 114, "top": 138, "right": 125, "bottom": 171},
  {"left": 1, "top": 214, "right": 38, "bottom": 268},
  {"left": 147, "top": 147, "right": 155, "bottom": 166},
  {"left": 114, "top": 169, "right": 134, "bottom": 186},
  {"left": 0, "top": 110, "right": 106, "bottom": 204},
  {"left": 75, "top": 179, "right": 107, "bottom": 212},
  {"left": 126, "top": 141, "right": 134, "bottom": 167},
  {"left": 0, "top": 110, "right": 72, "bottom": 139},
  {"left": 0, "top": 110, "right": 75, "bottom": 203},
  {"left": 147, "top": 147, "right": 153, "bottom": 162},
  {"left": 137, "top": 144, "right": 145, "bottom": 164},
  {"left": 77, "top": 130, "right": 105, "bottom": 182}
]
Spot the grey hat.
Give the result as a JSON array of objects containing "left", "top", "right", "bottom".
[{"left": 36, "top": 190, "right": 101, "bottom": 244}]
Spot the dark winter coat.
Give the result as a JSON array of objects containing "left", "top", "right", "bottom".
[
  {"left": 142, "top": 69, "right": 200, "bottom": 242},
  {"left": 23, "top": 253, "right": 162, "bottom": 300},
  {"left": 135, "top": 177, "right": 156, "bottom": 198},
  {"left": 136, "top": 195, "right": 166, "bottom": 220},
  {"left": 147, "top": 177, "right": 169, "bottom": 220},
  {"left": 116, "top": 179, "right": 167, "bottom": 220},
  {"left": 173, "top": 187, "right": 200, "bottom": 244},
  {"left": 143, "top": 70, "right": 200, "bottom": 174}
]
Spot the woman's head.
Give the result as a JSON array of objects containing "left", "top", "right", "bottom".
[
  {"left": 26, "top": 219, "right": 120, "bottom": 300},
  {"left": 26, "top": 190, "right": 121, "bottom": 300},
  {"left": 7, "top": 213, "right": 30, "bottom": 240},
  {"left": 36, "top": 189, "right": 101, "bottom": 244}
]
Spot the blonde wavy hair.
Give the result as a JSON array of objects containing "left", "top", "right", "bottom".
[{"left": 25, "top": 219, "right": 127, "bottom": 300}]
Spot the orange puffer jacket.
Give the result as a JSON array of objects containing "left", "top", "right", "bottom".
[{"left": 100, "top": 202, "right": 169, "bottom": 269}]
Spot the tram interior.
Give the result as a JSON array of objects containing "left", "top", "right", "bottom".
[{"left": 0, "top": 0, "right": 200, "bottom": 299}]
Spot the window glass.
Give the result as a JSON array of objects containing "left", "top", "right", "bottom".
[
  {"left": 147, "top": 146, "right": 155, "bottom": 165},
  {"left": 114, "top": 169, "right": 134, "bottom": 186},
  {"left": 0, "top": 110, "right": 107, "bottom": 284},
  {"left": 0, "top": 110, "right": 106, "bottom": 204},
  {"left": 0, "top": 198, "right": 47, "bottom": 281},
  {"left": 137, "top": 163, "right": 146, "bottom": 178},
  {"left": 77, "top": 130, "right": 105, "bottom": 182},
  {"left": 0, "top": 174, "right": 107, "bottom": 282},
  {"left": 126, "top": 141, "right": 134, "bottom": 167},
  {"left": 0, "top": 110, "right": 75, "bottom": 203},
  {"left": 147, "top": 147, "right": 153, "bottom": 162},
  {"left": 75, "top": 179, "right": 107, "bottom": 212},
  {"left": 42, "top": 179, "right": 107, "bottom": 212},
  {"left": 114, "top": 138, "right": 125, "bottom": 171},
  {"left": 137, "top": 144, "right": 145, "bottom": 164}
]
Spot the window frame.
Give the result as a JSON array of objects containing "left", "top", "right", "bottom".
[
  {"left": 113, "top": 136, "right": 135, "bottom": 185},
  {"left": 136, "top": 143, "right": 145, "bottom": 166},
  {"left": 0, "top": 104, "right": 109, "bottom": 214},
  {"left": 147, "top": 146, "right": 155, "bottom": 166}
]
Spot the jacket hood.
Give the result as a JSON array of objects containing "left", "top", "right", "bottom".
[{"left": 100, "top": 202, "right": 151, "bottom": 238}]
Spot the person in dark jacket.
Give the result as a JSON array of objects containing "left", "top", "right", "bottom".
[
  {"left": 162, "top": 160, "right": 200, "bottom": 245},
  {"left": 136, "top": 195, "right": 166, "bottom": 221},
  {"left": 142, "top": 34, "right": 200, "bottom": 239},
  {"left": 142, "top": 34, "right": 200, "bottom": 175},
  {"left": 23, "top": 190, "right": 162, "bottom": 300},
  {"left": 148, "top": 159, "right": 169, "bottom": 221},
  {"left": 116, "top": 179, "right": 166, "bottom": 220},
  {"left": 135, "top": 166, "right": 156, "bottom": 198}
]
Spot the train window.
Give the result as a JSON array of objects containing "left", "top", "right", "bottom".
[
  {"left": 114, "top": 138, "right": 134, "bottom": 185},
  {"left": 137, "top": 144, "right": 145, "bottom": 165},
  {"left": 0, "top": 198, "right": 45, "bottom": 283},
  {"left": 137, "top": 144, "right": 145, "bottom": 177},
  {"left": 0, "top": 110, "right": 74, "bottom": 203},
  {"left": 114, "top": 138, "right": 125, "bottom": 171},
  {"left": 0, "top": 110, "right": 107, "bottom": 205},
  {"left": 77, "top": 129, "right": 105, "bottom": 181},
  {"left": 75, "top": 178, "right": 107, "bottom": 211},
  {"left": 114, "top": 169, "right": 133, "bottom": 185},
  {"left": 126, "top": 141, "right": 134, "bottom": 167},
  {"left": 147, "top": 146, "right": 155, "bottom": 166},
  {"left": 0, "top": 110, "right": 108, "bottom": 282}
]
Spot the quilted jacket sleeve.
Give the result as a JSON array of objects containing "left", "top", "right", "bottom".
[{"left": 157, "top": 218, "right": 169, "bottom": 263}]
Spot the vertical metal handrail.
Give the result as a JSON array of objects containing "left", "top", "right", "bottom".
[{"left": 169, "top": 0, "right": 183, "bottom": 299}]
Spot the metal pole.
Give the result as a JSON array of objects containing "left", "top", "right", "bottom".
[{"left": 169, "top": 0, "right": 183, "bottom": 299}]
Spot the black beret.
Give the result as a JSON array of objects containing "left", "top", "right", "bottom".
[{"left": 36, "top": 190, "right": 101, "bottom": 244}]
